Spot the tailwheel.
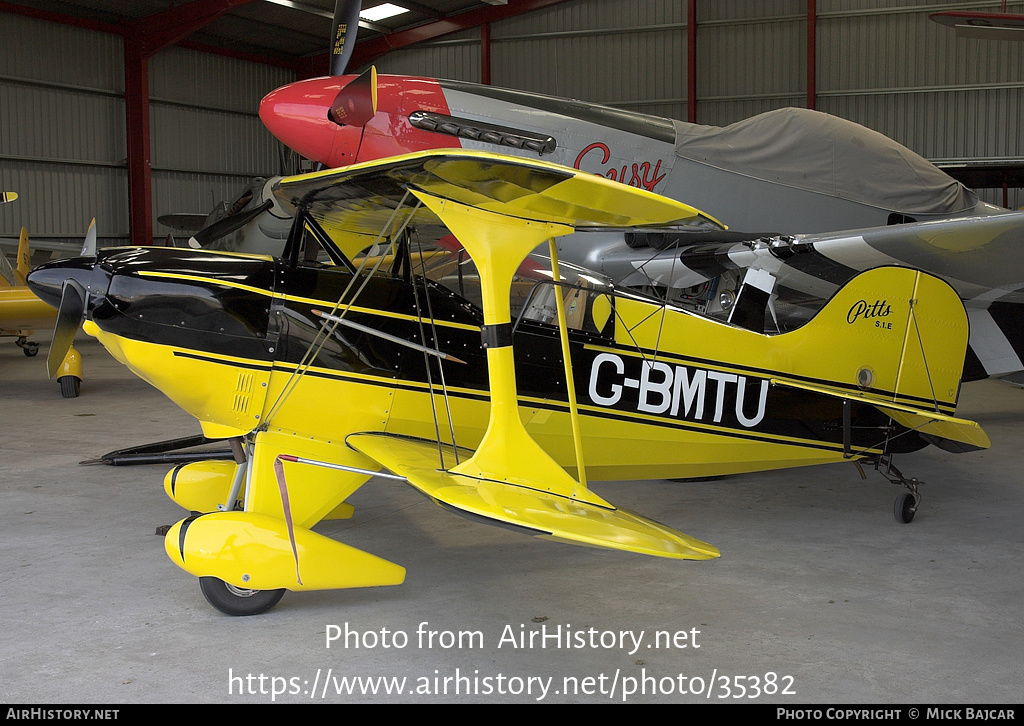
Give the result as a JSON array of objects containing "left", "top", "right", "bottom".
[
  {"left": 58, "top": 375, "right": 81, "bottom": 398},
  {"left": 870, "top": 455, "right": 922, "bottom": 524},
  {"left": 16, "top": 337, "right": 39, "bottom": 357},
  {"left": 199, "top": 576, "right": 285, "bottom": 616},
  {"left": 893, "top": 491, "right": 918, "bottom": 524}
]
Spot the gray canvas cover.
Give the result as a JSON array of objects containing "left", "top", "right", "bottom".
[{"left": 673, "top": 108, "right": 976, "bottom": 215}]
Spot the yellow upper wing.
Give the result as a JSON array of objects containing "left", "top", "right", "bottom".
[{"left": 272, "top": 149, "right": 723, "bottom": 235}]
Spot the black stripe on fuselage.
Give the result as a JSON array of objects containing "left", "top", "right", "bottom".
[{"left": 169, "top": 347, "right": 886, "bottom": 457}]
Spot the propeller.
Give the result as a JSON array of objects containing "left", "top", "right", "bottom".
[
  {"left": 41, "top": 219, "right": 98, "bottom": 379},
  {"left": 188, "top": 199, "right": 274, "bottom": 249},
  {"left": 2, "top": 192, "right": 17, "bottom": 203},
  {"left": 47, "top": 277, "right": 86, "bottom": 380},
  {"left": 326, "top": 1, "right": 378, "bottom": 130},
  {"left": 80, "top": 217, "right": 97, "bottom": 256},
  {"left": 330, "top": 0, "right": 362, "bottom": 77}
]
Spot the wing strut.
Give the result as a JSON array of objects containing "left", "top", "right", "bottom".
[
  {"left": 548, "top": 239, "right": 587, "bottom": 489},
  {"left": 410, "top": 190, "right": 604, "bottom": 503}
]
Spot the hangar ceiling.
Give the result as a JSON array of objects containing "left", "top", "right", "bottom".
[{"left": 2, "top": 0, "right": 563, "bottom": 70}]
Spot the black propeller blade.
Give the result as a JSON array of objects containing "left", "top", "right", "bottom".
[
  {"left": 330, "top": 0, "right": 363, "bottom": 77},
  {"left": 188, "top": 199, "right": 274, "bottom": 248},
  {"left": 47, "top": 277, "right": 86, "bottom": 380}
]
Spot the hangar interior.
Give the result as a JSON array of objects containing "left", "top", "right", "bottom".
[
  {"left": 1, "top": 0, "right": 1022, "bottom": 251},
  {"left": 1, "top": 0, "right": 1023, "bottom": 705}
]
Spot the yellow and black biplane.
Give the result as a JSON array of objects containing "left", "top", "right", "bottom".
[{"left": 28, "top": 150, "right": 989, "bottom": 616}]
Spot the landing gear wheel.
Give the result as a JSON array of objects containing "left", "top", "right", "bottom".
[
  {"left": 894, "top": 492, "right": 917, "bottom": 524},
  {"left": 15, "top": 337, "right": 38, "bottom": 357},
  {"left": 199, "top": 576, "right": 285, "bottom": 616},
  {"left": 58, "top": 375, "right": 81, "bottom": 398}
]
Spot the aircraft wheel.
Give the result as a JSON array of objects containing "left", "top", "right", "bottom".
[
  {"left": 22, "top": 344, "right": 39, "bottom": 357},
  {"left": 893, "top": 492, "right": 916, "bottom": 524},
  {"left": 199, "top": 576, "right": 285, "bottom": 616},
  {"left": 58, "top": 375, "right": 81, "bottom": 398}
]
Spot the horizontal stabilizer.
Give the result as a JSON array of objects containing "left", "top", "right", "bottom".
[
  {"left": 770, "top": 378, "right": 990, "bottom": 452},
  {"left": 347, "top": 433, "right": 719, "bottom": 560}
]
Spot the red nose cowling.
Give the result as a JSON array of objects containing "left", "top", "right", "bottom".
[{"left": 259, "top": 74, "right": 461, "bottom": 169}]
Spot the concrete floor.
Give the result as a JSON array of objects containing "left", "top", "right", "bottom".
[{"left": 1, "top": 333, "right": 1022, "bottom": 704}]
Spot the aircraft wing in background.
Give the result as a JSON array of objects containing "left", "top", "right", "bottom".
[{"left": 571, "top": 210, "right": 1024, "bottom": 381}]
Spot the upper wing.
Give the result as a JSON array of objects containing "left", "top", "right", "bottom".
[{"left": 272, "top": 148, "right": 722, "bottom": 234}]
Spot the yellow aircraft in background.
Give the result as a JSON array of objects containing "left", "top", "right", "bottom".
[
  {"left": 2, "top": 195, "right": 88, "bottom": 397},
  {"left": 28, "top": 151, "right": 990, "bottom": 615}
]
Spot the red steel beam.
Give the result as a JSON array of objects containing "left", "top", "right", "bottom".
[
  {"left": 807, "top": 0, "right": 817, "bottom": 110},
  {"left": 481, "top": 22, "right": 491, "bottom": 86},
  {"left": 687, "top": 0, "right": 697, "bottom": 123},
  {"left": 124, "top": 36, "right": 153, "bottom": 247}
]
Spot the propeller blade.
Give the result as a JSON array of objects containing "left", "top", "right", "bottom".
[
  {"left": 188, "top": 199, "right": 273, "bottom": 248},
  {"left": 226, "top": 188, "right": 254, "bottom": 217},
  {"left": 2, "top": 192, "right": 18, "bottom": 203},
  {"left": 328, "top": 66, "right": 377, "bottom": 127},
  {"left": 330, "top": 0, "right": 363, "bottom": 77},
  {"left": 47, "top": 277, "right": 86, "bottom": 380},
  {"left": 80, "top": 218, "right": 97, "bottom": 256}
]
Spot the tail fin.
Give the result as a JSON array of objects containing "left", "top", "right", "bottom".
[
  {"left": 14, "top": 227, "right": 30, "bottom": 286},
  {"left": 774, "top": 266, "right": 987, "bottom": 450},
  {"left": 784, "top": 266, "right": 966, "bottom": 414}
]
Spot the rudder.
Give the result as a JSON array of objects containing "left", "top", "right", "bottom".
[{"left": 781, "top": 266, "right": 968, "bottom": 416}]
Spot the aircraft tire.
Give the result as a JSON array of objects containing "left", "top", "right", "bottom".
[
  {"left": 58, "top": 375, "right": 81, "bottom": 398},
  {"left": 22, "top": 344, "right": 38, "bottom": 357},
  {"left": 199, "top": 576, "right": 285, "bottom": 616},
  {"left": 893, "top": 492, "right": 916, "bottom": 524}
]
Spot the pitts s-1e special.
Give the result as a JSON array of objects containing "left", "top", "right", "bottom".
[{"left": 29, "top": 150, "right": 989, "bottom": 616}]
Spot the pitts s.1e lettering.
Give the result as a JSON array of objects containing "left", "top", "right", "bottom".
[{"left": 29, "top": 150, "right": 989, "bottom": 616}]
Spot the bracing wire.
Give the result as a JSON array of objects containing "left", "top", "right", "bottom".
[{"left": 263, "top": 192, "right": 419, "bottom": 425}]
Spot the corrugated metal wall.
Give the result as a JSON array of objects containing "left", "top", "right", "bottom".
[
  {"left": 0, "top": 17, "right": 126, "bottom": 248},
  {"left": 2, "top": 0, "right": 1022, "bottom": 252},
  {"left": 0, "top": 13, "right": 293, "bottom": 250},
  {"left": 149, "top": 47, "right": 294, "bottom": 239}
]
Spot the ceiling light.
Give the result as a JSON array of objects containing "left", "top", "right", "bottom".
[{"left": 360, "top": 3, "right": 409, "bottom": 22}]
